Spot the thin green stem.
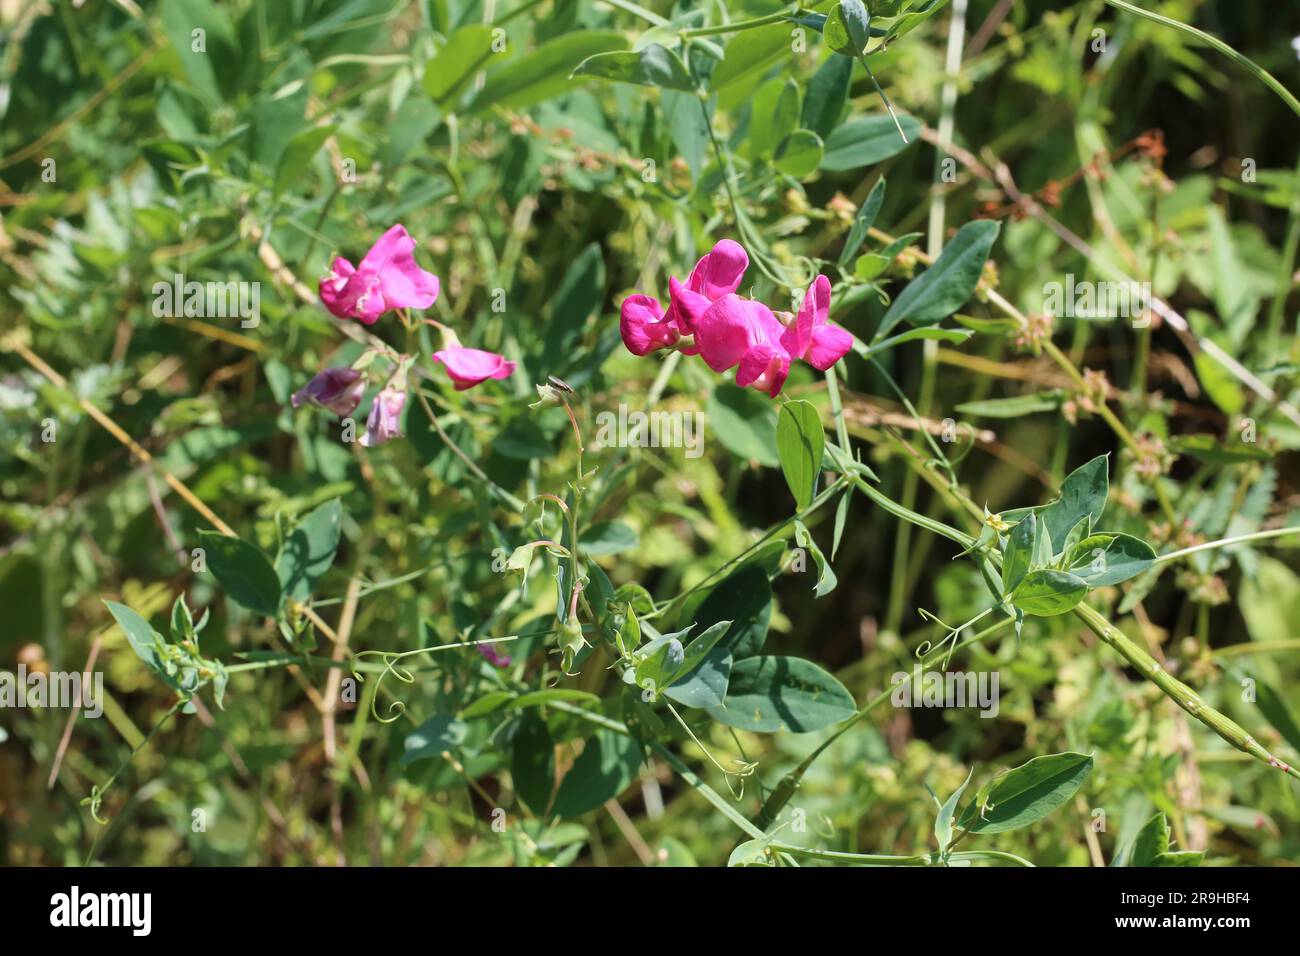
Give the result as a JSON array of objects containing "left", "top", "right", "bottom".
[
  {"left": 1153, "top": 526, "right": 1300, "bottom": 565},
  {"left": 768, "top": 842, "right": 931, "bottom": 865},
  {"left": 680, "top": 10, "right": 793, "bottom": 38},
  {"left": 1104, "top": 0, "right": 1300, "bottom": 118}
]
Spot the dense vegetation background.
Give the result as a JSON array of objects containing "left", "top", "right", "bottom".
[{"left": 2, "top": 0, "right": 1299, "bottom": 867}]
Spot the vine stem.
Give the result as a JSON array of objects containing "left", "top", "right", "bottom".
[
  {"left": 1074, "top": 602, "right": 1300, "bottom": 781},
  {"left": 83, "top": 700, "right": 184, "bottom": 824},
  {"left": 754, "top": 613, "right": 1013, "bottom": 832},
  {"left": 413, "top": 388, "right": 526, "bottom": 511},
  {"left": 768, "top": 843, "right": 930, "bottom": 865},
  {"left": 1103, "top": 0, "right": 1300, "bottom": 118},
  {"left": 680, "top": 9, "right": 795, "bottom": 38},
  {"left": 1152, "top": 526, "right": 1300, "bottom": 565}
]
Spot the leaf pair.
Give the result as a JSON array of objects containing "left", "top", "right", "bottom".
[
  {"left": 1000, "top": 456, "right": 1155, "bottom": 619},
  {"left": 105, "top": 596, "right": 227, "bottom": 711},
  {"left": 200, "top": 498, "right": 342, "bottom": 620}
]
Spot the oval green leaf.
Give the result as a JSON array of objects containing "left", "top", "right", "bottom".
[
  {"left": 707, "top": 655, "right": 857, "bottom": 733},
  {"left": 1011, "top": 569, "right": 1088, "bottom": 616},
  {"left": 777, "top": 399, "right": 825, "bottom": 509},
  {"left": 198, "top": 529, "right": 282, "bottom": 617},
  {"left": 957, "top": 751, "right": 1094, "bottom": 834}
]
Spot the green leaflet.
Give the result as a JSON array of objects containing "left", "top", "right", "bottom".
[
  {"left": 1040, "top": 454, "right": 1109, "bottom": 551},
  {"left": 820, "top": 114, "right": 921, "bottom": 171},
  {"left": 706, "top": 655, "right": 856, "bottom": 733},
  {"left": 275, "top": 498, "right": 342, "bottom": 603},
  {"left": 776, "top": 400, "right": 825, "bottom": 510},
  {"left": 957, "top": 752, "right": 1094, "bottom": 834},
  {"left": 571, "top": 44, "right": 696, "bottom": 92},
  {"left": 1011, "top": 569, "right": 1088, "bottom": 616},
  {"left": 874, "top": 220, "right": 1000, "bottom": 340},
  {"left": 198, "top": 529, "right": 282, "bottom": 617}
]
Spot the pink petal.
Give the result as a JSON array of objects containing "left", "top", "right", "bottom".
[
  {"left": 691, "top": 295, "right": 758, "bottom": 372},
  {"left": 620, "top": 294, "right": 676, "bottom": 356},
  {"left": 688, "top": 239, "right": 749, "bottom": 300},
  {"left": 805, "top": 323, "right": 854, "bottom": 370},
  {"left": 433, "top": 347, "right": 516, "bottom": 390},
  {"left": 736, "top": 345, "right": 791, "bottom": 398},
  {"left": 780, "top": 274, "right": 831, "bottom": 361},
  {"left": 360, "top": 224, "right": 440, "bottom": 312},
  {"left": 318, "top": 257, "right": 358, "bottom": 318}
]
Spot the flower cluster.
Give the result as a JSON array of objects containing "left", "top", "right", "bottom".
[
  {"left": 619, "top": 240, "right": 853, "bottom": 397},
  {"left": 293, "top": 224, "right": 517, "bottom": 447}
]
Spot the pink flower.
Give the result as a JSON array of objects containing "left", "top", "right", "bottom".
[
  {"left": 291, "top": 367, "right": 365, "bottom": 417},
  {"left": 688, "top": 294, "right": 793, "bottom": 398},
  {"left": 478, "top": 644, "right": 512, "bottom": 668},
  {"left": 432, "top": 346, "right": 516, "bottom": 390},
  {"left": 780, "top": 275, "right": 853, "bottom": 370},
  {"left": 319, "top": 225, "right": 440, "bottom": 324},
  {"left": 618, "top": 240, "right": 751, "bottom": 358},
  {"left": 360, "top": 386, "right": 405, "bottom": 447}
]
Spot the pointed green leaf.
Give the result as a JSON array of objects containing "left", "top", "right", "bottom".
[
  {"left": 1001, "top": 512, "right": 1036, "bottom": 595},
  {"left": 821, "top": 114, "right": 921, "bottom": 171},
  {"left": 875, "top": 220, "right": 999, "bottom": 339},
  {"left": 198, "top": 530, "right": 282, "bottom": 617},
  {"left": 571, "top": 44, "right": 696, "bottom": 92},
  {"left": 1067, "top": 532, "right": 1156, "bottom": 587},
  {"left": 777, "top": 399, "right": 825, "bottom": 509},
  {"left": 1041, "top": 454, "right": 1109, "bottom": 550},
  {"left": 275, "top": 498, "right": 342, "bottom": 603},
  {"left": 957, "top": 752, "right": 1093, "bottom": 834}
]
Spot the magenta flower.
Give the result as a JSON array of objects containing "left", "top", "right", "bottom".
[
  {"left": 478, "top": 643, "right": 512, "bottom": 668},
  {"left": 319, "top": 225, "right": 440, "bottom": 324},
  {"left": 687, "top": 295, "right": 793, "bottom": 397},
  {"left": 780, "top": 275, "right": 853, "bottom": 370},
  {"left": 618, "top": 239, "right": 751, "bottom": 357},
  {"left": 359, "top": 386, "right": 406, "bottom": 447},
  {"left": 432, "top": 346, "right": 516, "bottom": 390},
  {"left": 291, "top": 367, "right": 366, "bottom": 417}
]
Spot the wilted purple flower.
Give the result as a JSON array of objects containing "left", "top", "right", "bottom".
[
  {"left": 291, "top": 367, "right": 365, "bottom": 417},
  {"left": 359, "top": 386, "right": 406, "bottom": 447},
  {"left": 478, "top": 643, "right": 512, "bottom": 668}
]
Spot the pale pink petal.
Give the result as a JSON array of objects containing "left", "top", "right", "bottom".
[
  {"left": 360, "top": 224, "right": 440, "bottom": 311},
  {"left": 433, "top": 347, "right": 516, "bottom": 391},
  {"left": 359, "top": 388, "right": 405, "bottom": 447}
]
